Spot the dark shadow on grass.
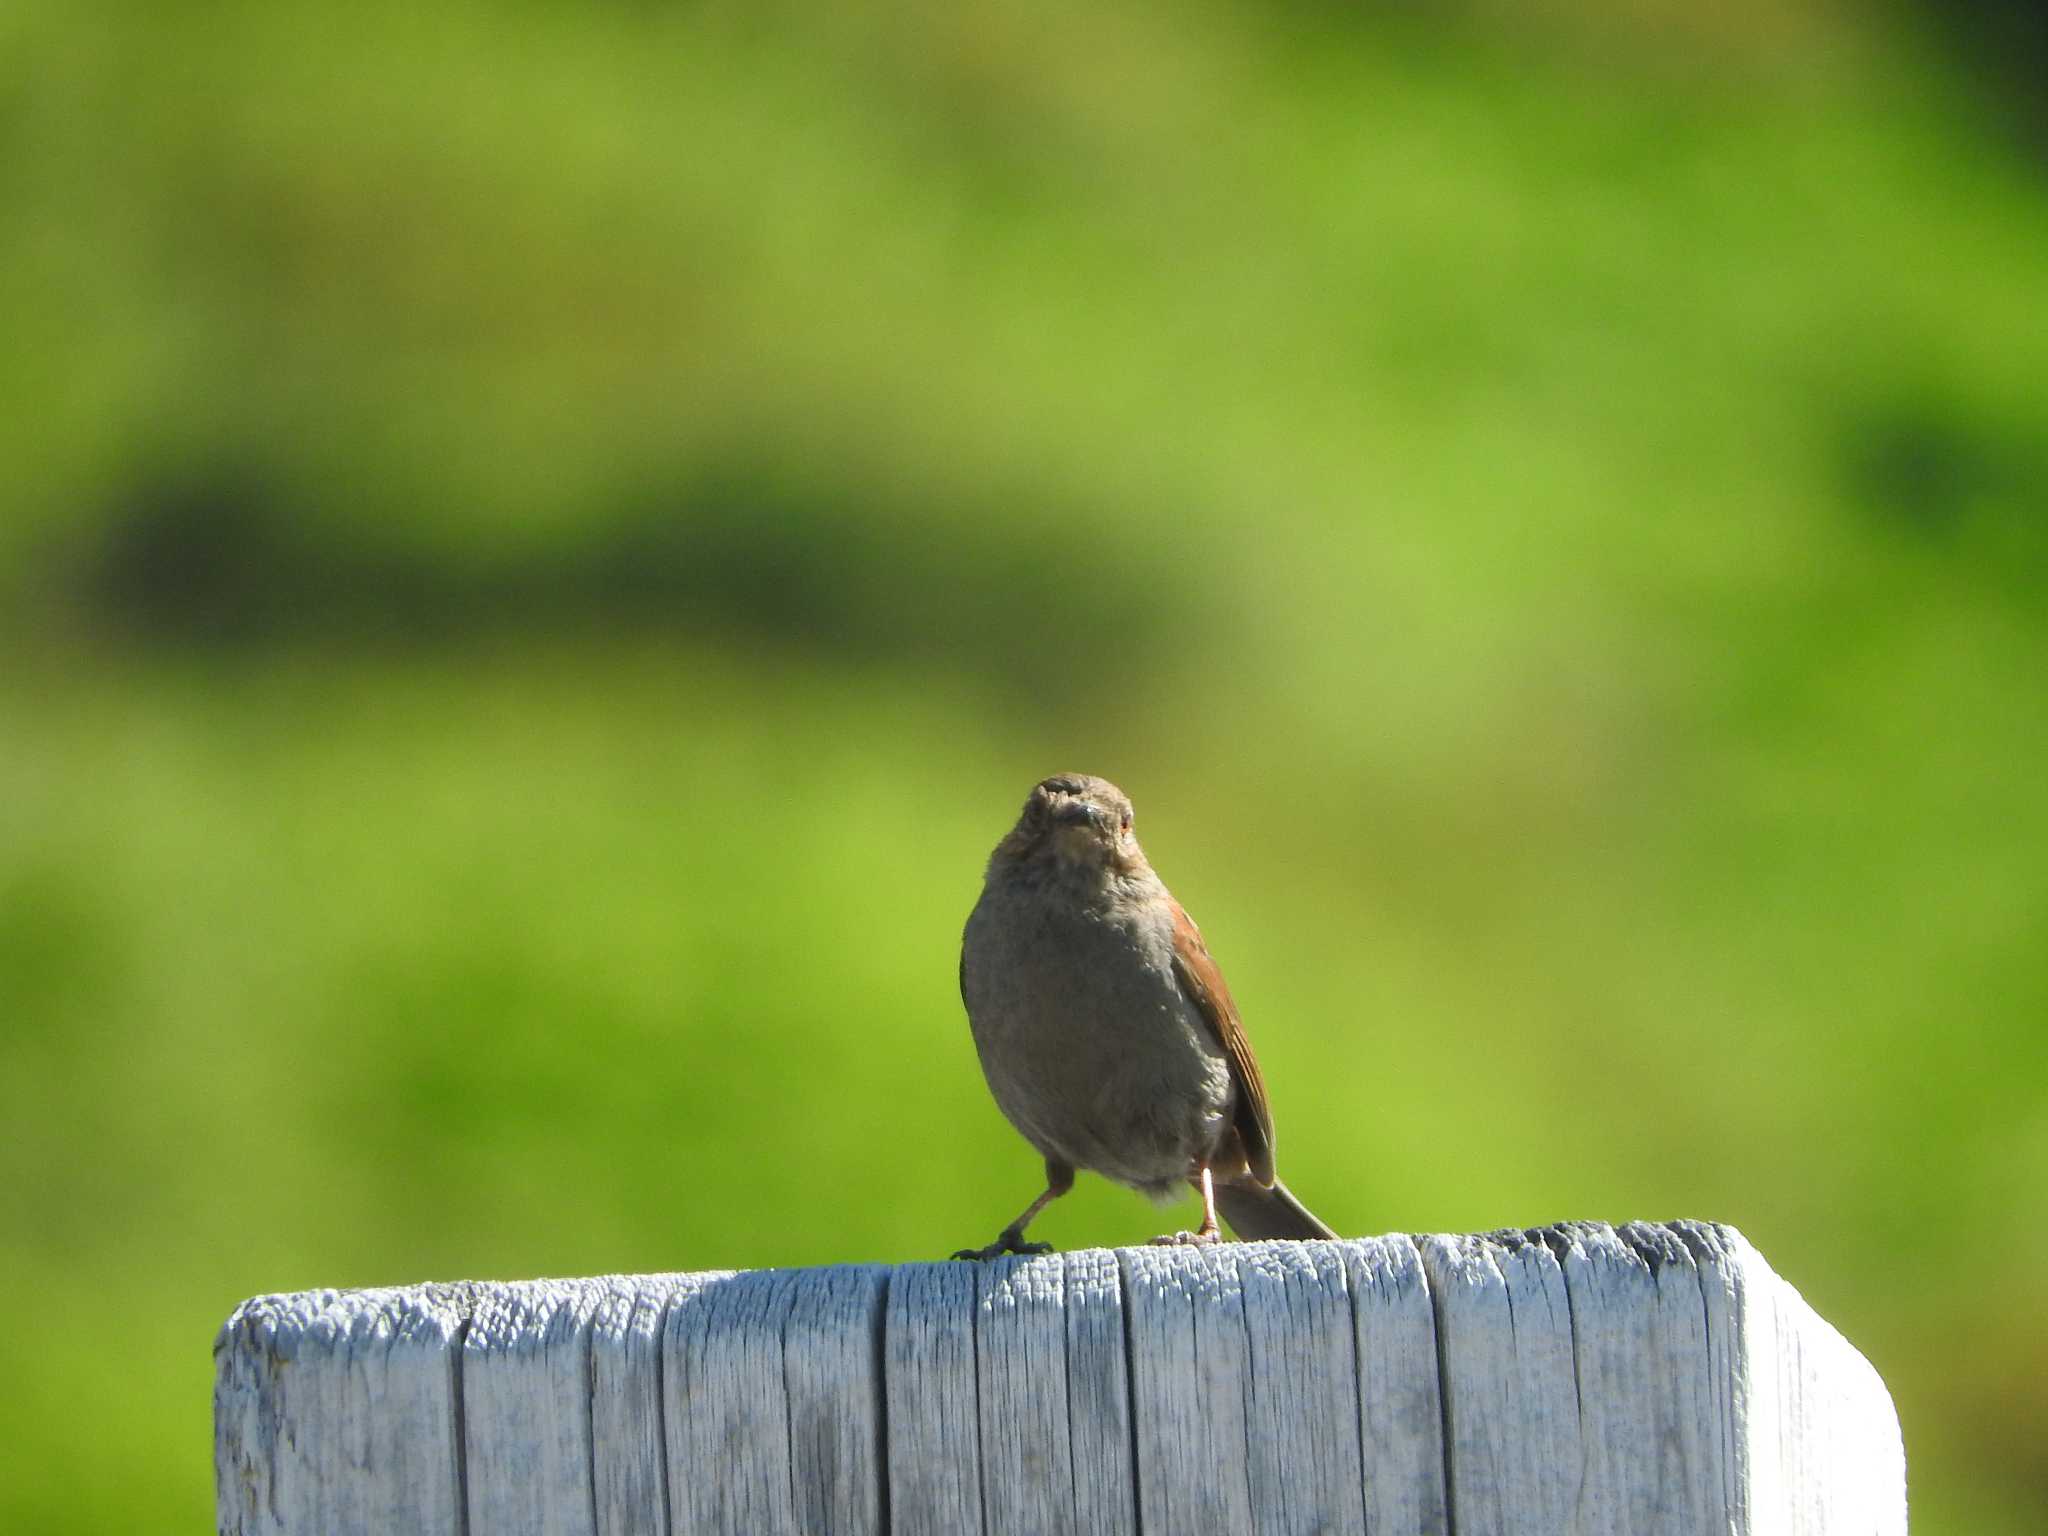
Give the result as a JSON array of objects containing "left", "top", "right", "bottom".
[{"left": 78, "top": 450, "right": 1222, "bottom": 682}]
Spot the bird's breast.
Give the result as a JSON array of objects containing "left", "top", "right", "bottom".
[{"left": 960, "top": 882, "right": 1231, "bottom": 1187}]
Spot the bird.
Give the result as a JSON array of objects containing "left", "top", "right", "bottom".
[{"left": 953, "top": 773, "right": 1335, "bottom": 1258}]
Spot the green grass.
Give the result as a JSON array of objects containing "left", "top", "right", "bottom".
[{"left": 2, "top": 1, "right": 2045, "bottom": 1530}]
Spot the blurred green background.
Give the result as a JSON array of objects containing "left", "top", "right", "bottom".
[{"left": 3, "top": 0, "right": 2045, "bottom": 1529}]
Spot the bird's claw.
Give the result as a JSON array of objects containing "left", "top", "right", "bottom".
[
  {"left": 951, "top": 1230, "right": 1055, "bottom": 1262},
  {"left": 1148, "top": 1228, "right": 1221, "bottom": 1247}
]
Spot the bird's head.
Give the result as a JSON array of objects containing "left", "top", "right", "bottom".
[{"left": 995, "top": 773, "right": 1144, "bottom": 877}]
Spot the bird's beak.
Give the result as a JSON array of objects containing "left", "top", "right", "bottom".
[{"left": 1052, "top": 800, "right": 1107, "bottom": 830}]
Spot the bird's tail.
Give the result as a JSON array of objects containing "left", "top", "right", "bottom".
[{"left": 1215, "top": 1178, "right": 1337, "bottom": 1241}]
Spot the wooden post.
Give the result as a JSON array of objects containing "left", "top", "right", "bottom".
[{"left": 214, "top": 1221, "right": 1903, "bottom": 1535}]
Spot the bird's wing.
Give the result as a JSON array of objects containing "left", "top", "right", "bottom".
[{"left": 1169, "top": 899, "right": 1276, "bottom": 1187}]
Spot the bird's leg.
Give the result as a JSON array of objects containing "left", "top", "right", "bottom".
[
  {"left": 952, "top": 1159, "right": 1075, "bottom": 1260},
  {"left": 1149, "top": 1165, "right": 1222, "bottom": 1246},
  {"left": 1194, "top": 1165, "right": 1221, "bottom": 1241}
]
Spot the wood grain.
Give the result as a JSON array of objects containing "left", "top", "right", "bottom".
[{"left": 215, "top": 1223, "right": 1904, "bottom": 1535}]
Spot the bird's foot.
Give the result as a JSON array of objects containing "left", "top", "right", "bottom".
[
  {"left": 1148, "top": 1227, "right": 1221, "bottom": 1247},
  {"left": 950, "top": 1227, "right": 1054, "bottom": 1262}
]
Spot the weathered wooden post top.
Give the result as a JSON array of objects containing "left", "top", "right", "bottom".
[{"left": 215, "top": 1220, "right": 1904, "bottom": 1534}]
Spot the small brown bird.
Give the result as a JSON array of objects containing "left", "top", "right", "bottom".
[{"left": 954, "top": 774, "right": 1335, "bottom": 1258}]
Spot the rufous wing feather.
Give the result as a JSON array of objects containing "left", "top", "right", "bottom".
[{"left": 1168, "top": 899, "right": 1276, "bottom": 1187}]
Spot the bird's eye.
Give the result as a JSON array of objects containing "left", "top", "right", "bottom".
[{"left": 1120, "top": 813, "right": 1133, "bottom": 832}]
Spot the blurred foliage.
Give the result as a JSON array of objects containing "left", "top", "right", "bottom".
[{"left": 2, "top": 1, "right": 2046, "bottom": 1531}]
